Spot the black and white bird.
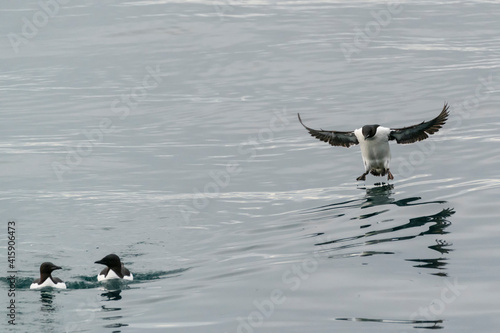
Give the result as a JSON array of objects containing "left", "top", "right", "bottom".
[
  {"left": 30, "top": 262, "right": 67, "bottom": 289},
  {"left": 95, "top": 254, "right": 133, "bottom": 281},
  {"left": 298, "top": 103, "right": 449, "bottom": 181}
]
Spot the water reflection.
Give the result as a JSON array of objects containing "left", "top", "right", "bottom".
[
  {"left": 99, "top": 279, "right": 128, "bottom": 292},
  {"left": 98, "top": 286, "right": 127, "bottom": 332},
  {"left": 35, "top": 290, "right": 64, "bottom": 332},
  {"left": 103, "top": 321, "right": 129, "bottom": 329},
  {"left": 305, "top": 184, "right": 447, "bottom": 215},
  {"left": 100, "top": 289, "right": 123, "bottom": 301},
  {"left": 334, "top": 317, "right": 443, "bottom": 330},
  {"left": 303, "top": 184, "right": 455, "bottom": 276},
  {"left": 303, "top": 184, "right": 456, "bottom": 329},
  {"left": 59, "top": 269, "right": 188, "bottom": 331},
  {"left": 101, "top": 303, "right": 128, "bottom": 330},
  {"left": 40, "top": 290, "right": 57, "bottom": 311},
  {"left": 429, "top": 239, "right": 453, "bottom": 254}
]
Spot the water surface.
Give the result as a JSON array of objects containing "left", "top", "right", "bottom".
[{"left": 1, "top": 1, "right": 500, "bottom": 332}]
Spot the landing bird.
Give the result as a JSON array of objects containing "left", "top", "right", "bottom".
[
  {"left": 95, "top": 254, "right": 133, "bottom": 281},
  {"left": 30, "top": 262, "right": 67, "bottom": 289},
  {"left": 298, "top": 103, "right": 449, "bottom": 181}
]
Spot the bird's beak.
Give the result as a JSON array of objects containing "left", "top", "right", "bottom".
[
  {"left": 94, "top": 260, "right": 103, "bottom": 265},
  {"left": 52, "top": 265, "right": 62, "bottom": 270}
]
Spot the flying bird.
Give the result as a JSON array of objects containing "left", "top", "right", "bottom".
[{"left": 298, "top": 103, "right": 449, "bottom": 181}]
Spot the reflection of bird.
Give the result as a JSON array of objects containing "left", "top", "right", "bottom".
[
  {"left": 30, "top": 262, "right": 67, "bottom": 289},
  {"left": 95, "top": 254, "right": 133, "bottom": 281},
  {"left": 298, "top": 103, "right": 449, "bottom": 181}
]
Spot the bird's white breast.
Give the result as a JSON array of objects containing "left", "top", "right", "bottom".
[
  {"left": 98, "top": 269, "right": 133, "bottom": 281},
  {"left": 354, "top": 126, "right": 392, "bottom": 171},
  {"left": 30, "top": 279, "right": 67, "bottom": 290}
]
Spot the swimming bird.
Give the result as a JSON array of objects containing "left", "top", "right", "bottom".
[
  {"left": 95, "top": 254, "right": 133, "bottom": 281},
  {"left": 298, "top": 103, "right": 449, "bottom": 181},
  {"left": 30, "top": 262, "right": 67, "bottom": 289}
]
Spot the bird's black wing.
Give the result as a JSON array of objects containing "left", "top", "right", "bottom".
[
  {"left": 389, "top": 103, "right": 450, "bottom": 144},
  {"left": 100, "top": 267, "right": 110, "bottom": 277},
  {"left": 298, "top": 113, "right": 359, "bottom": 148}
]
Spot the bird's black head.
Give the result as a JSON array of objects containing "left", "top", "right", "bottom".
[
  {"left": 362, "top": 125, "right": 380, "bottom": 140},
  {"left": 95, "top": 254, "right": 122, "bottom": 268},
  {"left": 40, "top": 262, "right": 62, "bottom": 274}
]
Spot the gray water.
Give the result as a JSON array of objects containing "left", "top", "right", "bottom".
[{"left": 1, "top": 1, "right": 500, "bottom": 332}]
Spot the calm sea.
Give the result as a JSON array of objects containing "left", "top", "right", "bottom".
[{"left": 1, "top": 1, "right": 499, "bottom": 332}]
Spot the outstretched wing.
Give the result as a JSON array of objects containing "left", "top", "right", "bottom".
[
  {"left": 389, "top": 103, "right": 450, "bottom": 144},
  {"left": 298, "top": 113, "right": 359, "bottom": 148}
]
